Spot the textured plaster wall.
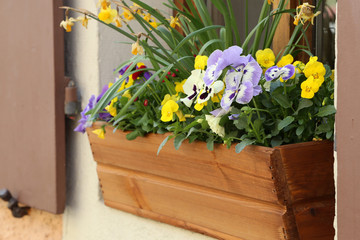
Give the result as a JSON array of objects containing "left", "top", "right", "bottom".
[{"left": 63, "top": 1, "right": 213, "bottom": 239}]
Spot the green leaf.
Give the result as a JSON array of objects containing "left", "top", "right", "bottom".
[
  {"left": 206, "top": 137, "right": 214, "bottom": 151},
  {"left": 188, "top": 135, "right": 197, "bottom": 143},
  {"left": 126, "top": 130, "right": 142, "bottom": 140},
  {"left": 157, "top": 135, "right": 174, "bottom": 155},
  {"left": 326, "top": 131, "right": 333, "bottom": 139},
  {"left": 296, "top": 126, "right": 305, "bottom": 136},
  {"left": 324, "top": 64, "right": 333, "bottom": 78},
  {"left": 278, "top": 116, "right": 295, "bottom": 130},
  {"left": 317, "top": 105, "right": 336, "bottom": 117},
  {"left": 234, "top": 116, "right": 248, "bottom": 130},
  {"left": 272, "top": 89, "right": 291, "bottom": 108},
  {"left": 271, "top": 138, "right": 283, "bottom": 147},
  {"left": 174, "top": 134, "right": 186, "bottom": 150},
  {"left": 235, "top": 139, "right": 255, "bottom": 153},
  {"left": 294, "top": 99, "right": 313, "bottom": 115}
]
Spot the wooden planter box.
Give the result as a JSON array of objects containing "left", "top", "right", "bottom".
[{"left": 87, "top": 122, "right": 335, "bottom": 240}]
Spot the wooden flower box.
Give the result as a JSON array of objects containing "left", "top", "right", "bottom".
[{"left": 87, "top": 122, "right": 335, "bottom": 240}]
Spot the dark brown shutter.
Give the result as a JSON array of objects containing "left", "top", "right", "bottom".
[{"left": 0, "top": 0, "right": 65, "bottom": 213}]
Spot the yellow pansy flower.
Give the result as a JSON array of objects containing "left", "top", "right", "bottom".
[
  {"left": 92, "top": 128, "right": 105, "bottom": 139},
  {"left": 267, "top": 0, "right": 274, "bottom": 4},
  {"left": 293, "top": 61, "right": 305, "bottom": 74},
  {"left": 161, "top": 100, "right": 179, "bottom": 122},
  {"left": 277, "top": 54, "right": 294, "bottom": 67},
  {"left": 330, "top": 70, "right": 335, "bottom": 81},
  {"left": 105, "top": 97, "right": 118, "bottom": 117},
  {"left": 194, "top": 55, "right": 208, "bottom": 70},
  {"left": 131, "top": 40, "right": 144, "bottom": 55},
  {"left": 303, "top": 58, "right": 326, "bottom": 86},
  {"left": 60, "top": 16, "right": 76, "bottom": 32},
  {"left": 194, "top": 101, "right": 207, "bottom": 111},
  {"left": 175, "top": 110, "right": 186, "bottom": 122},
  {"left": 161, "top": 94, "right": 179, "bottom": 105},
  {"left": 175, "top": 79, "right": 186, "bottom": 94},
  {"left": 256, "top": 48, "right": 275, "bottom": 68},
  {"left": 98, "top": 6, "right": 118, "bottom": 24},
  {"left": 122, "top": 90, "right": 132, "bottom": 99},
  {"left": 301, "top": 76, "right": 320, "bottom": 99}
]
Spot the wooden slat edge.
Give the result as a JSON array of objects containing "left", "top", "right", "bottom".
[{"left": 270, "top": 149, "right": 300, "bottom": 240}]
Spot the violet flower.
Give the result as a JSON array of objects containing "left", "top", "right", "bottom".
[
  {"left": 74, "top": 95, "right": 96, "bottom": 133},
  {"left": 220, "top": 55, "right": 262, "bottom": 111},
  {"left": 204, "top": 46, "right": 243, "bottom": 86},
  {"left": 265, "top": 64, "right": 295, "bottom": 82}
]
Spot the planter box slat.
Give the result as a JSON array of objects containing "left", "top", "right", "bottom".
[
  {"left": 275, "top": 142, "right": 335, "bottom": 203},
  {"left": 98, "top": 163, "right": 287, "bottom": 240},
  {"left": 87, "top": 122, "right": 335, "bottom": 240},
  {"left": 89, "top": 124, "right": 280, "bottom": 203}
]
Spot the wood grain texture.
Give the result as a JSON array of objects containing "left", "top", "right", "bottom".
[
  {"left": 89, "top": 122, "right": 279, "bottom": 204},
  {"left": 87, "top": 123, "right": 335, "bottom": 240},
  {"left": 98, "top": 163, "right": 287, "bottom": 240}
]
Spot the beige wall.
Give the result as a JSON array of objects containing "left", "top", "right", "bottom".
[{"left": 63, "top": 1, "right": 213, "bottom": 239}]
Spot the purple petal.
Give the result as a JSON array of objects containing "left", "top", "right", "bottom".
[
  {"left": 242, "top": 61, "right": 262, "bottom": 86},
  {"left": 280, "top": 64, "right": 295, "bottom": 81},
  {"left": 204, "top": 64, "right": 222, "bottom": 86},
  {"left": 229, "top": 114, "right": 240, "bottom": 120},
  {"left": 236, "top": 81, "right": 254, "bottom": 104},
  {"left": 265, "top": 66, "right": 280, "bottom": 81},
  {"left": 218, "top": 46, "right": 243, "bottom": 69},
  {"left": 225, "top": 71, "right": 241, "bottom": 91},
  {"left": 221, "top": 89, "right": 237, "bottom": 111},
  {"left": 211, "top": 108, "right": 230, "bottom": 117},
  {"left": 207, "top": 49, "right": 223, "bottom": 66},
  {"left": 253, "top": 85, "right": 262, "bottom": 96},
  {"left": 97, "top": 84, "right": 109, "bottom": 102}
]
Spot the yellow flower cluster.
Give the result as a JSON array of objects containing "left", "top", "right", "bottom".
[
  {"left": 161, "top": 95, "right": 185, "bottom": 122},
  {"left": 301, "top": 57, "right": 326, "bottom": 99}
]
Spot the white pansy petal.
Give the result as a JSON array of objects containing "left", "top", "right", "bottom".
[{"left": 212, "top": 80, "right": 225, "bottom": 94}]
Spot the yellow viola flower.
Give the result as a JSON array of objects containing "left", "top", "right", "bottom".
[
  {"left": 105, "top": 97, "right": 118, "bottom": 117},
  {"left": 175, "top": 79, "right": 186, "bottom": 94},
  {"left": 175, "top": 110, "right": 186, "bottom": 122},
  {"left": 98, "top": 6, "right": 118, "bottom": 24},
  {"left": 161, "top": 94, "right": 179, "bottom": 106},
  {"left": 293, "top": 61, "right": 305, "bottom": 74},
  {"left": 122, "top": 90, "right": 132, "bottom": 99},
  {"left": 161, "top": 100, "right": 179, "bottom": 122},
  {"left": 303, "top": 58, "right": 326, "bottom": 86},
  {"left": 194, "top": 55, "right": 208, "bottom": 70},
  {"left": 123, "top": 8, "right": 134, "bottom": 21},
  {"left": 277, "top": 54, "right": 294, "bottom": 67},
  {"left": 194, "top": 101, "right": 207, "bottom": 111},
  {"left": 301, "top": 76, "right": 320, "bottom": 99},
  {"left": 92, "top": 128, "right": 105, "bottom": 139},
  {"left": 330, "top": 70, "right": 335, "bottom": 81},
  {"left": 169, "top": 16, "right": 181, "bottom": 29},
  {"left": 60, "top": 16, "right": 76, "bottom": 32},
  {"left": 211, "top": 89, "right": 224, "bottom": 103},
  {"left": 294, "top": 3, "right": 321, "bottom": 26},
  {"left": 267, "top": 0, "right": 274, "bottom": 4},
  {"left": 131, "top": 40, "right": 144, "bottom": 55},
  {"left": 256, "top": 48, "right": 275, "bottom": 68}
]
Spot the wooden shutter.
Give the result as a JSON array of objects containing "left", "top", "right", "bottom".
[{"left": 0, "top": 0, "right": 65, "bottom": 213}]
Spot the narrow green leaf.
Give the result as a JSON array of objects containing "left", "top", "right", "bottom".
[
  {"left": 235, "top": 139, "right": 255, "bottom": 153},
  {"left": 157, "top": 135, "right": 174, "bottom": 155},
  {"left": 278, "top": 116, "right": 295, "bottom": 130},
  {"left": 272, "top": 91, "right": 291, "bottom": 108},
  {"left": 174, "top": 134, "right": 186, "bottom": 150},
  {"left": 317, "top": 105, "right": 336, "bottom": 117}
]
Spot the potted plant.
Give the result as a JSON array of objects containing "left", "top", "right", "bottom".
[{"left": 63, "top": 1, "right": 335, "bottom": 239}]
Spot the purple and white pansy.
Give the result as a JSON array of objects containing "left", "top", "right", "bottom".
[
  {"left": 265, "top": 64, "right": 295, "bottom": 82},
  {"left": 204, "top": 46, "right": 243, "bottom": 86},
  {"left": 220, "top": 53, "right": 263, "bottom": 111}
]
